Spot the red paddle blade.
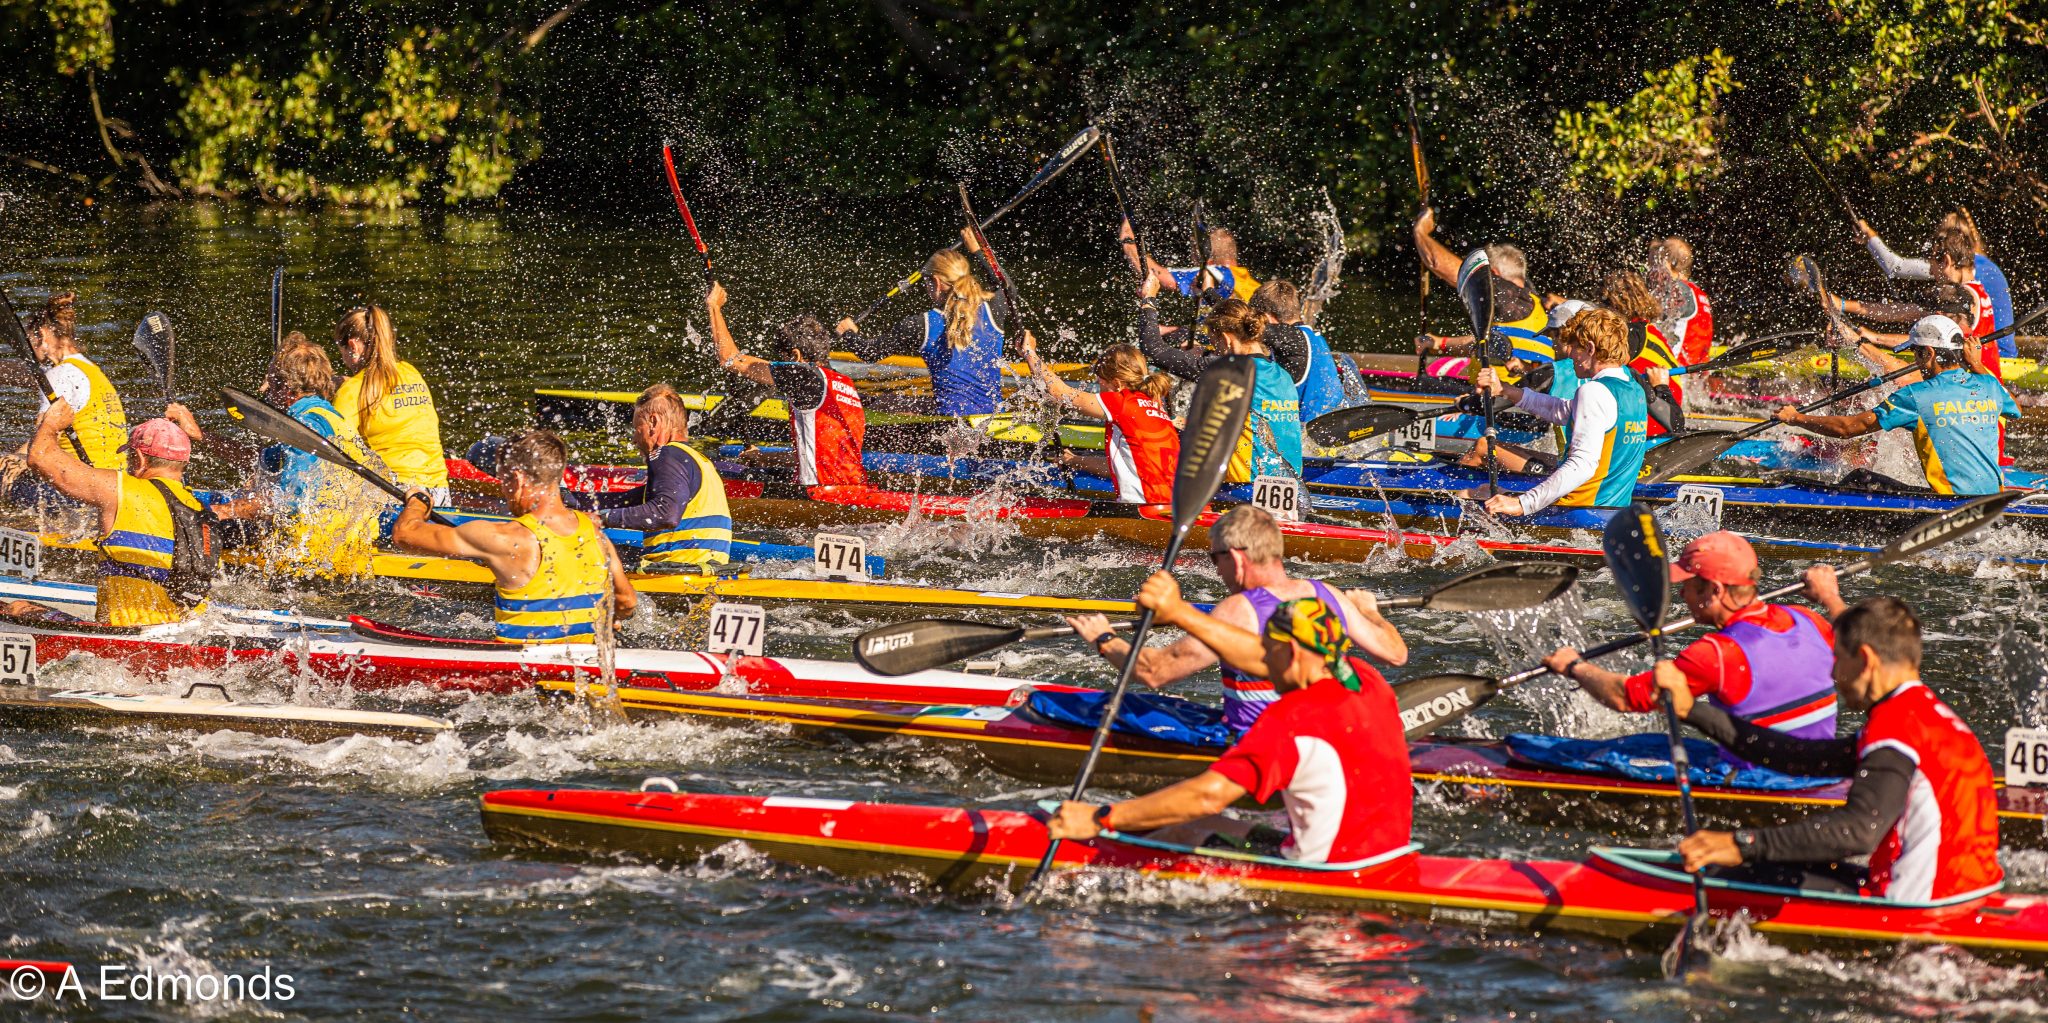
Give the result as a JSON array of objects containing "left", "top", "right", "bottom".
[{"left": 661, "top": 143, "right": 710, "bottom": 259}]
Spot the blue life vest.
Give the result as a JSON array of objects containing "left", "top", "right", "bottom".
[
  {"left": 1294, "top": 324, "right": 1364, "bottom": 423},
  {"left": 920, "top": 306, "right": 1005, "bottom": 416}
]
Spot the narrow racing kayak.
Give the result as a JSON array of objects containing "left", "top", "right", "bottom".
[
  {"left": 0, "top": 682, "right": 453, "bottom": 741},
  {"left": 479, "top": 786, "right": 2048, "bottom": 960}
]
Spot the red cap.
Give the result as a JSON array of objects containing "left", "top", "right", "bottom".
[
  {"left": 123, "top": 418, "right": 191, "bottom": 461},
  {"left": 1668, "top": 530, "right": 1758, "bottom": 586}
]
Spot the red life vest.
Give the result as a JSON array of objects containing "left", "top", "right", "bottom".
[
  {"left": 1097, "top": 388, "right": 1179, "bottom": 504},
  {"left": 1669, "top": 280, "right": 1714, "bottom": 366},
  {"left": 791, "top": 366, "right": 867, "bottom": 488},
  {"left": 1857, "top": 680, "right": 2002, "bottom": 902},
  {"left": 1959, "top": 279, "right": 2008, "bottom": 463}
]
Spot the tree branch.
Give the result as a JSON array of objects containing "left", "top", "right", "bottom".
[{"left": 522, "top": 0, "right": 590, "bottom": 53}]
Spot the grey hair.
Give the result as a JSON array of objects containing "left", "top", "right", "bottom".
[
  {"left": 1485, "top": 243, "right": 1528, "bottom": 282},
  {"left": 1209, "top": 505, "right": 1285, "bottom": 564}
]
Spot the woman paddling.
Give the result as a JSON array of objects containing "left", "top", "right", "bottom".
[
  {"left": 1018, "top": 334, "right": 1179, "bottom": 503},
  {"left": 834, "top": 229, "right": 1009, "bottom": 418},
  {"left": 0, "top": 292, "right": 130, "bottom": 490},
  {"left": 333, "top": 305, "right": 449, "bottom": 502},
  {"left": 1595, "top": 269, "right": 1685, "bottom": 436},
  {"left": 1134, "top": 274, "right": 1302, "bottom": 484}
]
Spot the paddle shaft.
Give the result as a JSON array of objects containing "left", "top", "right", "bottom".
[
  {"left": 1406, "top": 84, "right": 1430, "bottom": 380},
  {"left": 662, "top": 143, "right": 715, "bottom": 283},
  {"left": 1796, "top": 138, "right": 1861, "bottom": 223},
  {"left": 1192, "top": 200, "right": 1213, "bottom": 338},
  {"left": 1655, "top": 626, "right": 1711, "bottom": 975},
  {"left": 270, "top": 266, "right": 283, "bottom": 355},
  {"left": 0, "top": 284, "right": 89, "bottom": 462},
  {"left": 1477, "top": 285, "right": 1498, "bottom": 492},
  {"left": 958, "top": 183, "right": 1023, "bottom": 334},
  {"left": 1100, "top": 134, "right": 1152, "bottom": 286},
  {"left": 223, "top": 386, "right": 457, "bottom": 526}
]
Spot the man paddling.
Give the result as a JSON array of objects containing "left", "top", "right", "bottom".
[
  {"left": 1648, "top": 238, "right": 1713, "bottom": 366},
  {"left": 392, "top": 429, "right": 637, "bottom": 642},
  {"left": 1063, "top": 506, "right": 1404, "bottom": 733},
  {"left": 1412, "top": 209, "right": 1552, "bottom": 370},
  {"left": 1469, "top": 307, "right": 1649, "bottom": 516},
  {"left": 1047, "top": 593, "right": 1410, "bottom": 865},
  {"left": 1120, "top": 219, "right": 1261, "bottom": 303},
  {"left": 1250, "top": 279, "right": 1367, "bottom": 425},
  {"left": 1666, "top": 596, "right": 2001, "bottom": 901},
  {"left": 1774, "top": 315, "right": 2017, "bottom": 496},
  {"left": 706, "top": 282, "right": 868, "bottom": 491},
  {"left": 564, "top": 384, "right": 732, "bottom": 568},
  {"left": 1544, "top": 531, "right": 1844, "bottom": 738}
]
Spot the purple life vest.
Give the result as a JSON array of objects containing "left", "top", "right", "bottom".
[
  {"left": 1220, "top": 580, "right": 1348, "bottom": 733},
  {"left": 1716, "top": 604, "right": 1838, "bottom": 740}
]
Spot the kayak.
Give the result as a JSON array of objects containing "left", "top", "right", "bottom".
[
  {"left": 0, "top": 580, "right": 1084, "bottom": 704},
  {"left": 553, "top": 682, "right": 2048, "bottom": 847},
  {"left": 479, "top": 786, "right": 2048, "bottom": 960},
  {"left": 0, "top": 682, "right": 453, "bottom": 741}
]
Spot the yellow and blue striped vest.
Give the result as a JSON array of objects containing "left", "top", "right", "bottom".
[
  {"left": 642, "top": 443, "right": 732, "bottom": 566},
  {"left": 97, "top": 473, "right": 202, "bottom": 626},
  {"left": 1491, "top": 288, "right": 1554, "bottom": 365},
  {"left": 63, "top": 354, "right": 129, "bottom": 470},
  {"left": 494, "top": 511, "right": 611, "bottom": 643}
]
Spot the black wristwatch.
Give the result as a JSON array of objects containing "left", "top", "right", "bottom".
[
  {"left": 1092, "top": 631, "right": 1118, "bottom": 651},
  {"left": 1094, "top": 804, "right": 1116, "bottom": 830},
  {"left": 1733, "top": 829, "right": 1758, "bottom": 862}
]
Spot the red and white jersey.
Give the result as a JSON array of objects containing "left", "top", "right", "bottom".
[
  {"left": 1961, "top": 280, "right": 1995, "bottom": 339},
  {"left": 1857, "top": 679, "right": 2003, "bottom": 902},
  {"left": 1664, "top": 279, "right": 1714, "bottom": 366},
  {"left": 1097, "top": 388, "right": 1179, "bottom": 504},
  {"left": 790, "top": 365, "right": 867, "bottom": 487},
  {"left": 1209, "top": 674, "right": 1411, "bottom": 864}
]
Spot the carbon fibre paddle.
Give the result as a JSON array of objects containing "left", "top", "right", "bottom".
[
  {"left": 221, "top": 384, "right": 457, "bottom": 526},
  {"left": 0, "top": 282, "right": 88, "bottom": 461}
]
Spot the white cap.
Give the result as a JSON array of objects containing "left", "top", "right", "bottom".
[
  {"left": 1547, "top": 299, "right": 1592, "bottom": 330},
  {"left": 1907, "top": 314, "right": 1966, "bottom": 350}
]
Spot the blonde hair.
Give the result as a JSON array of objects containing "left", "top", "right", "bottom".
[
  {"left": 1091, "top": 344, "right": 1149, "bottom": 390},
  {"left": 1560, "top": 307, "right": 1631, "bottom": 366},
  {"left": 1941, "top": 207, "right": 1986, "bottom": 256},
  {"left": 1210, "top": 505, "right": 1284, "bottom": 563},
  {"left": 265, "top": 333, "right": 337, "bottom": 404},
  {"left": 1656, "top": 237, "right": 1694, "bottom": 278},
  {"left": 1598, "top": 270, "right": 1662, "bottom": 322},
  {"left": 335, "top": 305, "right": 402, "bottom": 419},
  {"left": 928, "top": 249, "right": 994, "bottom": 351}
]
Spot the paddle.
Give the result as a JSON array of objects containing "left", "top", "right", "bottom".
[
  {"left": 270, "top": 266, "right": 284, "bottom": 352},
  {"left": 1025, "top": 354, "right": 1257, "bottom": 894},
  {"left": 856, "top": 561, "right": 1579, "bottom": 677},
  {"left": 131, "top": 311, "right": 176, "bottom": 404},
  {"left": 1666, "top": 333, "right": 1808, "bottom": 378},
  {"left": 220, "top": 384, "right": 457, "bottom": 526},
  {"left": 1794, "top": 135, "right": 1861, "bottom": 224},
  {"left": 1100, "top": 132, "right": 1152, "bottom": 286},
  {"left": 1191, "top": 199, "right": 1214, "bottom": 339},
  {"left": 851, "top": 125, "right": 1100, "bottom": 326},
  {"left": 958, "top": 182, "right": 1023, "bottom": 335},
  {"left": 1405, "top": 81, "right": 1432, "bottom": 379},
  {"left": 1304, "top": 403, "right": 1419, "bottom": 448},
  {"left": 1639, "top": 362, "right": 1921, "bottom": 485},
  {"left": 1392, "top": 490, "right": 2017, "bottom": 739},
  {"left": 0, "top": 282, "right": 88, "bottom": 461},
  {"left": 1457, "top": 250, "right": 1498, "bottom": 491},
  {"left": 1792, "top": 254, "right": 1853, "bottom": 388},
  {"left": 661, "top": 142, "right": 716, "bottom": 285}
]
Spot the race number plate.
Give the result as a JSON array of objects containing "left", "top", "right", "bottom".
[
  {"left": 1250, "top": 475, "right": 1303, "bottom": 521},
  {"left": 2005, "top": 727, "right": 2048, "bottom": 788},
  {"left": 705, "top": 603, "right": 766, "bottom": 657},
  {"left": 0, "top": 526, "right": 41, "bottom": 580},
  {"left": 1672, "top": 484, "right": 1725, "bottom": 528},
  {"left": 0, "top": 633, "right": 35, "bottom": 685},
  {"left": 813, "top": 533, "right": 870, "bottom": 581},
  {"left": 1383, "top": 415, "right": 1437, "bottom": 451}
]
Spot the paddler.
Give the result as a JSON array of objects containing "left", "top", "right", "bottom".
[
  {"left": 1597, "top": 269, "right": 1685, "bottom": 435},
  {"left": 562, "top": 383, "right": 731, "bottom": 568},
  {"left": 0, "top": 291, "right": 129, "bottom": 494},
  {"left": 1135, "top": 275, "right": 1302, "bottom": 484},
  {"left": 1048, "top": 590, "right": 1411, "bottom": 864},
  {"left": 707, "top": 282, "right": 868, "bottom": 491},
  {"left": 1665, "top": 596, "right": 2001, "bottom": 901},
  {"left": 1861, "top": 208, "right": 2013, "bottom": 355},
  {"left": 1018, "top": 333, "right": 1179, "bottom": 503},
  {"left": 1412, "top": 209, "right": 1553, "bottom": 373},
  {"left": 1469, "top": 307, "right": 1648, "bottom": 516},
  {"left": 7, "top": 405, "right": 252, "bottom": 626},
  {"left": 834, "top": 229, "right": 1008, "bottom": 417},
  {"left": 390, "top": 429, "right": 637, "bottom": 642},
  {"left": 1120, "top": 219, "right": 1261, "bottom": 303},
  {"left": 1064, "top": 506, "right": 1404, "bottom": 733},
  {"left": 1774, "top": 314, "right": 2017, "bottom": 496},
  {"left": 1648, "top": 238, "right": 1714, "bottom": 366},
  {"left": 1543, "top": 531, "right": 1844, "bottom": 738},
  {"left": 1250, "top": 279, "right": 1368, "bottom": 424},
  {"left": 333, "top": 305, "right": 449, "bottom": 502}
]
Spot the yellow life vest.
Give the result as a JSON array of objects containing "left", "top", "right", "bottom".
[
  {"left": 1491, "top": 289, "right": 1554, "bottom": 365},
  {"left": 335, "top": 360, "right": 447, "bottom": 489},
  {"left": 494, "top": 511, "right": 611, "bottom": 643},
  {"left": 642, "top": 442, "right": 733, "bottom": 566},
  {"left": 60, "top": 354, "right": 129, "bottom": 470},
  {"left": 267, "top": 402, "right": 382, "bottom": 578},
  {"left": 97, "top": 474, "right": 203, "bottom": 626}
]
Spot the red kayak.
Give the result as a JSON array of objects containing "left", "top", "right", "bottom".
[{"left": 479, "top": 786, "right": 2048, "bottom": 960}]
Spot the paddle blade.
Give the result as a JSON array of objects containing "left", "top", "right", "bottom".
[
  {"left": 1457, "top": 249, "right": 1496, "bottom": 356},
  {"left": 853, "top": 618, "right": 1024, "bottom": 676},
  {"left": 1603, "top": 503, "right": 1672, "bottom": 636},
  {"left": 1693, "top": 336, "right": 1801, "bottom": 374},
  {"left": 995, "top": 125, "right": 1099, "bottom": 222},
  {"left": 221, "top": 385, "right": 401, "bottom": 501},
  {"left": 1171, "top": 356, "right": 1258, "bottom": 533},
  {"left": 1418, "top": 562, "right": 1579, "bottom": 613},
  {"left": 1880, "top": 490, "right": 2018, "bottom": 563},
  {"left": 1305, "top": 404, "right": 1416, "bottom": 448},
  {"left": 1393, "top": 673, "right": 1499, "bottom": 739},
  {"left": 1640, "top": 430, "right": 1739, "bottom": 485},
  {"left": 132, "top": 311, "right": 174, "bottom": 391}
]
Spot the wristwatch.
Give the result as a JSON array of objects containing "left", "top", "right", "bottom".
[
  {"left": 1092, "top": 631, "right": 1118, "bottom": 651},
  {"left": 1733, "top": 829, "right": 1758, "bottom": 862},
  {"left": 1094, "top": 804, "right": 1116, "bottom": 831}
]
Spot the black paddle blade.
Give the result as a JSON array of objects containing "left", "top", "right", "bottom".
[
  {"left": 1640, "top": 430, "right": 1738, "bottom": 485},
  {"left": 1172, "top": 356, "right": 1258, "bottom": 533},
  {"left": 1305, "top": 404, "right": 1417, "bottom": 447},
  {"left": 0, "top": 283, "right": 31, "bottom": 358},
  {"left": 1457, "top": 249, "right": 1496, "bottom": 355},
  {"left": 1603, "top": 503, "right": 1672, "bottom": 636},
  {"left": 1882, "top": 490, "right": 2018, "bottom": 562},
  {"left": 1393, "top": 673, "right": 1499, "bottom": 739},
  {"left": 1417, "top": 562, "right": 1580, "bottom": 613},
  {"left": 854, "top": 618, "right": 1024, "bottom": 677},
  {"left": 132, "top": 311, "right": 174, "bottom": 391},
  {"left": 222, "top": 384, "right": 400, "bottom": 499},
  {"left": 1694, "top": 336, "right": 1800, "bottom": 374}
]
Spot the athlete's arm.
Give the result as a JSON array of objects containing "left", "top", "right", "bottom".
[
  {"left": 1412, "top": 207, "right": 1463, "bottom": 288},
  {"left": 706, "top": 283, "right": 776, "bottom": 391},
  {"left": 1670, "top": 675, "right": 1861, "bottom": 777},
  {"left": 1064, "top": 606, "right": 1222, "bottom": 689},
  {"left": 1048, "top": 770, "right": 1248, "bottom": 841},
  {"left": 1264, "top": 323, "right": 1310, "bottom": 385},
  {"left": 1139, "top": 571, "right": 1269, "bottom": 678},
  {"left": 1020, "top": 332, "right": 1107, "bottom": 420},
  {"left": 25, "top": 399, "right": 117, "bottom": 509},
  {"left": 834, "top": 312, "right": 924, "bottom": 363},
  {"left": 1514, "top": 383, "right": 1617, "bottom": 513},
  {"left": 1865, "top": 232, "right": 1933, "bottom": 281},
  {"left": 1137, "top": 304, "right": 1210, "bottom": 382},
  {"left": 390, "top": 498, "right": 534, "bottom": 581},
  {"left": 592, "top": 446, "right": 691, "bottom": 533},
  {"left": 1777, "top": 406, "right": 1880, "bottom": 439},
  {"left": 1337, "top": 589, "right": 1406, "bottom": 667},
  {"left": 598, "top": 531, "right": 639, "bottom": 620}
]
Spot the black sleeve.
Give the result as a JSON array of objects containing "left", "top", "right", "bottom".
[
  {"left": 838, "top": 313, "right": 926, "bottom": 363},
  {"left": 768, "top": 362, "right": 826, "bottom": 412},
  {"left": 1137, "top": 305, "right": 1213, "bottom": 381},
  {"left": 1686, "top": 703, "right": 1861, "bottom": 776},
  {"left": 1264, "top": 323, "right": 1310, "bottom": 384},
  {"left": 1635, "top": 369, "right": 1686, "bottom": 433},
  {"left": 1750, "top": 748, "right": 1915, "bottom": 864},
  {"left": 595, "top": 447, "right": 695, "bottom": 532}
]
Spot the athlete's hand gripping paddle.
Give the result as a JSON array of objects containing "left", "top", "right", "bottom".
[
  {"left": 220, "top": 385, "right": 456, "bottom": 526},
  {"left": 0, "top": 282, "right": 88, "bottom": 461},
  {"left": 1023, "top": 354, "right": 1256, "bottom": 897},
  {"left": 1457, "top": 249, "right": 1499, "bottom": 493},
  {"left": 1640, "top": 361, "right": 1922, "bottom": 485}
]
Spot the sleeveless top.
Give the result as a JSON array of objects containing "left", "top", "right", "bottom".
[
  {"left": 1560, "top": 373, "right": 1648, "bottom": 508},
  {"left": 642, "top": 442, "right": 733, "bottom": 566},
  {"left": 1715, "top": 604, "right": 1838, "bottom": 739},
  {"left": 335, "top": 360, "right": 448, "bottom": 489},
  {"left": 920, "top": 305, "right": 1005, "bottom": 417},
  {"left": 98, "top": 474, "right": 205, "bottom": 626},
  {"left": 1293, "top": 324, "right": 1364, "bottom": 424},
  {"left": 1098, "top": 388, "right": 1179, "bottom": 504},
  {"left": 59, "top": 354, "right": 129, "bottom": 470},
  {"left": 1220, "top": 580, "right": 1354, "bottom": 732},
  {"left": 790, "top": 365, "right": 867, "bottom": 488},
  {"left": 1664, "top": 279, "right": 1714, "bottom": 366},
  {"left": 493, "top": 512, "right": 611, "bottom": 643},
  {"left": 1225, "top": 358, "right": 1304, "bottom": 484}
]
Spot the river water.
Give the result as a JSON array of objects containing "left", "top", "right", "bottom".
[{"left": 5, "top": 199, "right": 2048, "bottom": 1021}]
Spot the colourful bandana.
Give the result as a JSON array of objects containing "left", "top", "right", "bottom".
[{"left": 1263, "top": 596, "right": 1361, "bottom": 690}]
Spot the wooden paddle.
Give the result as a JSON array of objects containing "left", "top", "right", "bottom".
[
  {"left": 855, "top": 561, "right": 1580, "bottom": 677},
  {"left": 130, "top": 310, "right": 176, "bottom": 408},
  {"left": 0, "top": 282, "right": 88, "bottom": 461},
  {"left": 1024, "top": 354, "right": 1257, "bottom": 894},
  {"left": 1457, "top": 250, "right": 1498, "bottom": 492},
  {"left": 1392, "top": 491, "right": 2018, "bottom": 740},
  {"left": 220, "top": 384, "right": 457, "bottom": 526}
]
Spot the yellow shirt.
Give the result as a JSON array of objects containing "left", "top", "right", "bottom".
[
  {"left": 98, "top": 474, "right": 204, "bottom": 626},
  {"left": 335, "top": 360, "right": 448, "bottom": 489}
]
